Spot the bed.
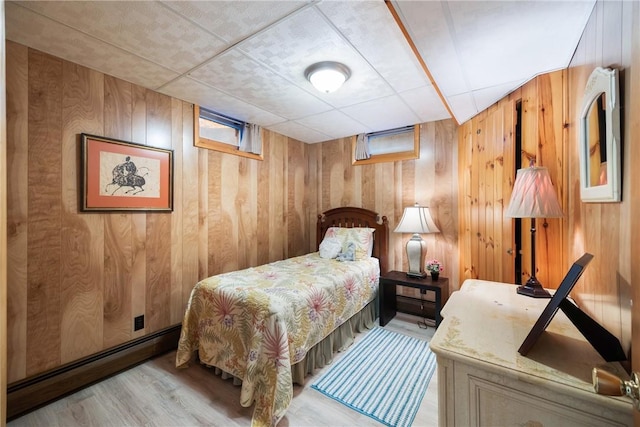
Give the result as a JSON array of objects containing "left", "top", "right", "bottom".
[{"left": 175, "top": 207, "right": 388, "bottom": 427}]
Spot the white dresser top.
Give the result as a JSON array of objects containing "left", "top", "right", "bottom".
[{"left": 430, "top": 279, "right": 631, "bottom": 410}]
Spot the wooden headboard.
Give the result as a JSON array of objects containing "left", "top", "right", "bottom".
[{"left": 316, "top": 207, "right": 389, "bottom": 274}]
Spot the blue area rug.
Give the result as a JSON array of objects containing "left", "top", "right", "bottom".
[{"left": 311, "top": 327, "right": 436, "bottom": 427}]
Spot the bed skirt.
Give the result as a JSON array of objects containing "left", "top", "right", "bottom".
[
  {"left": 291, "top": 298, "right": 377, "bottom": 383},
  {"left": 208, "top": 298, "right": 378, "bottom": 385}
]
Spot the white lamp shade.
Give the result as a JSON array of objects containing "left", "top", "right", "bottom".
[
  {"left": 505, "top": 166, "right": 563, "bottom": 218},
  {"left": 394, "top": 205, "right": 440, "bottom": 234}
]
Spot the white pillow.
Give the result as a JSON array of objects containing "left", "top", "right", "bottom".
[
  {"left": 319, "top": 236, "right": 342, "bottom": 259},
  {"left": 328, "top": 227, "right": 375, "bottom": 260}
]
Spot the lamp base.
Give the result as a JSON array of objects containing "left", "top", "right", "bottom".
[
  {"left": 405, "top": 234, "right": 427, "bottom": 278},
  {"left": 517, "top": 277, "right": 551, "bottom": 298}
]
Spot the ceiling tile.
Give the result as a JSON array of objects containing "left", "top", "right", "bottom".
[
  {"left": 190, "top": 50, "right": 332, "bottom": 119},
  {"left": 392, "top": 0, "right": 594, "bottom": 124},
  {"left": 340, "top": 96, "right": 420, "bottom": 132},
  {"left": 295, "top": 110, "right": 370, "bottom": 139},
  {"left": 318, "top": 1, "right": 429, "bottom": 93},
  {"left": 14, "top": 0, "right": 228, "bottom": 74},
  {"left": 160, "top": 76, "right": 286, "bottom": 126},
  {"left": 471, "top": 79, "right": 527, "bottom": 114},
  {"left": 447, "top": 92, "right": 479, "bottom": 125},
  {"left": 267, "top": 121, "right": 332, "bottom": 144},
  {"left": 161, "top": 0, "right": 309, "bottom": 45},
  {"left": 237, "top": 6, "right": 394, "bottom": 107},
  {"left": 6, "top": 2, "right": 179, "bottom": 89},
  {"left": 399, "top": 86, "right": 451, "bottom": 123},
  {"left": 448, "top": 1, "right": 595, "bottom": 90},
  {"left": 391, "top": 1, "right": 468, "bottom": 97}
]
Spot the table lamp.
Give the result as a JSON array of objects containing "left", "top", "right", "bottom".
[
  {"left": 505, "top": 162, "right": 563, "bottom": 297},
  {"left": 394, "top": 203, "right": 440, "bottom": 278}
]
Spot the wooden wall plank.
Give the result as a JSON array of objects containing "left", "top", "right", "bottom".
[
  {"left": 181, "top": 103, "right": 199, "bottom": 306},
  {"left": 501, "top": 100, "right": 516, "bottom": 283},
  {"left": 26, "top": 49, "right": 63, "bottom": 375},
  {"left": 219, "top": 152, "right": 240, "bottom": 272},
  {"left": 398, "top": 154, "right": 415, "bottom": 274},
  {"left": 361, "top": 163, "right": 376, "bottom": 213},
  {"left": 269, "top": 133, "right": 286, "bottom": 262},
  {"left": 6, "top": 41, "right": 29, "bottom": 383},
  {"left": 60, "top": 62, "right": 104, "bottom": 364},
  {"left": 130, "top": 85, "right": 147, "bottom": 340},
  {"left": 103, "top": 75, "right": 133, "bottom": 348},
  {"left": 256, "top": 137, "right": 270, "bottom": 267},
  {"left": 306, "top": 143, "right": 319, "bottom": 252},
  {"left": 592, "top": 0, "right": 624, "bottom": 341},
  {"left": 287, "top": 139, "right": 307, "bottom": 258},
  {"left": 536, "top": 71, "right": 565, "bottom": 289},
  {"left": 476, "top": 114, "right": 488, "bottom": 280},
  {"left": 208, "top": 151, "right": 224, "bottom": 273},
  {"left": 458, "top": 121, "right": 473, "bottom": 281},
  {"left": 145, "top": 91, "right": 172, "bottom": 333},
  {"left": 618, "top": 0, "right": 635, "bottom": 363},
  {"left": 519, "top": 80, "right": 537, "bottom": 285},
  {"left": 103, "top": 213, "right": 132, "bottom": 347},
  {"left": 197, "top": 147, "right": 208, "bottom": 280},
  {"left": 486, "top": 108, "right": 499, "bottom": 280},
  {"left": 434, "top": 120, "right": 458, "bottom": 286},
  {"left": 237, "top": 157, "right": 250, "bottom": 268},
  {"left": 469, "top": 114, "right": 482, "bottom": 281},
  {"left": 170, "top": 98, "right": 184, "bottom": 325},
  {"left": 1, "top": 6, "right": 7, "bottom": 420}
]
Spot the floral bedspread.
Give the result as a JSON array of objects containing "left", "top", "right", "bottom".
[{"left": 175, "top": 252, "right": 380, "bottom": 427}]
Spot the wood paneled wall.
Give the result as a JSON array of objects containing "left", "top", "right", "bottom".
[
  {"left": 566, "top": 0, "right": 634, "bottom": 355},
  {"left": 6, "top": 42, "right": 311, "bottom": 382},
  {"left": 309, "top": 120, "right": 460, "bottom": 296},
  {"left": 6, "top": 41, "right": 458, "bottom": 386},
  {"left": 458, "top": 71, "right": 566, "bottom": 287},
  {"left": 458, "top": 99, "right": 516, "bottom": 283},
  {"left": 459, "top": 0, "right": 637, "bottom": 358}
]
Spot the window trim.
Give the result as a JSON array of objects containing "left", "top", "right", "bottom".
[
  {"left": 193, "top": 105, "right": 263, "bottom": 161},
  {"left": 351, "top": 124, "right": 420, "bottom": 165}
]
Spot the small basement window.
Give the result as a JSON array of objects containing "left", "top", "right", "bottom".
[
  {"left": 194, "top": 105, "right": 262, "bottom": 160},
  {"left": 352, "top": 124, "right": 419, "bottom": 165}
]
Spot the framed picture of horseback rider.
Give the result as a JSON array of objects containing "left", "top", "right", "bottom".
[{"left": 81, "top": 134, "right": 174, "bottom": 211}]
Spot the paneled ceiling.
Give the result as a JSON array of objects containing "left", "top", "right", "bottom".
[{"left": 5, "top": 0, "right": 595, "bottom": 144}]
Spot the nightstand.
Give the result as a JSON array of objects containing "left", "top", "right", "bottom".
[{"left": 379, "top": 270, "right": 450, "bottom": 328}]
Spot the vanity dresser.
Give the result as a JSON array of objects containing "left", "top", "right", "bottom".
[{"left": 429, "top": 279, "right": 632, "bottom": 427}]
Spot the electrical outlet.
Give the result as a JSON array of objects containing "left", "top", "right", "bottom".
[
  {"left": 134, "top": 315, "right": 144, "bottom": 331},
  {"left": 420, "top": 289, "right": 427, "bottom": 294}
]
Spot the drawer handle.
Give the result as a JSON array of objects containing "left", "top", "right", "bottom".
[{"left": 592, "top": 368, "right": 640, "bottom": 409}]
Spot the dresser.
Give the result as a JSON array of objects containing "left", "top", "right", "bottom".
[{"left": 429, "top": 279, "right": 632, "bottom": 427}]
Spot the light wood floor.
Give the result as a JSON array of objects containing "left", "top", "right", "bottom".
[{"left": 8, "top": 313, "right": 438, "bottom": 427}]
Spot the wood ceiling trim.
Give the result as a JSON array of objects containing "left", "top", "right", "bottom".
[{"left": 385, "top": 0, "right": 459, "bottom": 125}]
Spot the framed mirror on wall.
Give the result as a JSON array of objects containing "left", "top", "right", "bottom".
[{"left": 579, "top": 67, "right": 621, "bottom": 202}]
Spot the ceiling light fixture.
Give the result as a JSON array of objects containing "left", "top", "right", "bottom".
[{"left": 304, "top": 61, "right": 351, "bottom": 93}]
